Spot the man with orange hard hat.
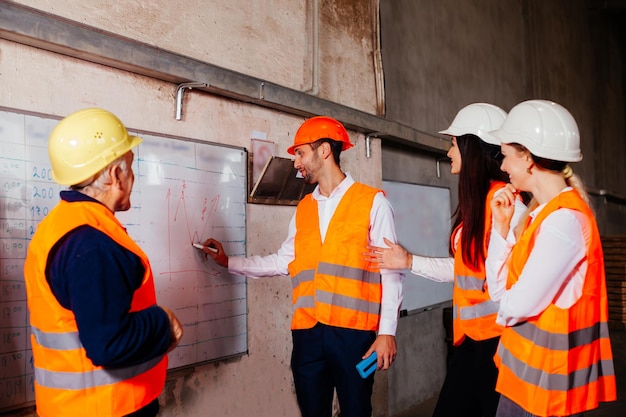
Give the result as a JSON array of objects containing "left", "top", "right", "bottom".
[
  {"left": 201, "top": 116, "right": 404, "bottom": 417},
  {"left": 24, "top": 108, "right": 183, "bottom": 417}
]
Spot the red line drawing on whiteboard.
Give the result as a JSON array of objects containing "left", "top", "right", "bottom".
[{"left": 162, "top": 182, "right": 221, "bottom": 277}]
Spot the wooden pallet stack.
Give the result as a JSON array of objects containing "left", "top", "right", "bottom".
[{"left": 602, "top": 236, "right": 626, "bottom": 329}]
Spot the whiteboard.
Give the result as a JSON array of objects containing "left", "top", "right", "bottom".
[
  {"left": 0, "top": 109, "right": 247, "bottom": 412},
  {"left": 383, "top": 180, "right": 453, "bottom": 314}
]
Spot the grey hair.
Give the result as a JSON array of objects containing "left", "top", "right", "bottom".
[{"left": 71, "top": 154, "right": 130, "bottom": 193}]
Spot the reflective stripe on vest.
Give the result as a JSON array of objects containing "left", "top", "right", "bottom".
[
  {"left": 31, "top": 327, "right": 82, "bottom": 350},
  {"left": 494, "top": 190, "right": 616, "bottom": 416},
  {"left": 317, "top": 261, "right": 381, "bottom": 284},
  {"left": 498, "top": 340, "right": 613, "bottom": 392},
  {"left": 294, "top": 295, "right": 315, "bottom": 309},
  {"left": 288, "top": 182, "right": 382, "bottom": 331},
  {"left": 510, "top": 319, "right": 611, "bottom": 351},
  {"left": 457, "top": 299, "right": 499, "bottom": 321},
  {"left": 292, "top": 263, "right": 381, "bottom": 315},
  {"left": 31, "top": 326, "right": 164, "bottom": 390},
  {"left": 35, "top": 354, "right": 163, "bottom": 390},
  {"left": 24, "top": 199, "right": 167, "bottom": 417},
  {"left": 316, "top": 290, "right": 381, "bottom": 315},
  {"left": 456, "top": 274, "right": 485, "bottom": 291},
  {"left": 451, "top": 181, "right": 505, "bottom": 345},
  {"left": 292, "top": 269, "right": 315, "bottom": 288}
]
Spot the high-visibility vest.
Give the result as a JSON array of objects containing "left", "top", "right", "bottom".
[
  {"left": 24, "top": 199, "right": 168, "bottom": 417},
  {"left": 451, "top": 181, "right": 504, "bottom": 345},
  {"left": 494, "top": 189, "right": 616, "bottom": 416},
  {"left": 288, "top": 182, "right": 382, "bottom": 331}
]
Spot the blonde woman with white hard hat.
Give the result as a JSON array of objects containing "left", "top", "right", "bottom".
[{"left": 485, "top": 100, "right": 616, "bottom": 417}]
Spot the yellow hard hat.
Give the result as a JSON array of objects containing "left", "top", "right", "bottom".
[
  {"left": 48, "top": 108, "right": 142, "bottom": 186},
  {"left": 287, "top": 116, "right": 353, "bottom": 155}
]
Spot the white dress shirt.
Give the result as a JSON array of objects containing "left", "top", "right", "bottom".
[
  {"left": 409, "top": 187, "right": 526, "bottom": 284},
  {"left": 229, "top": 173, "right": 404, "bottom": 335},
  {"left": 486, "top": 188, "right": 589, "bottom": 326}
]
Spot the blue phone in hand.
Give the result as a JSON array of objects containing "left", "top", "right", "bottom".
[{"left": 356, "top": 352, "right": 377, "bottom": 378}]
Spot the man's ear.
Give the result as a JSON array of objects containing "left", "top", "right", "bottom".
[
  {"left": 110, "top": 164, "right": 124, "bottom": 189},
  {"left": 319, "top": 142, "right": 332, "bottom": 160}
]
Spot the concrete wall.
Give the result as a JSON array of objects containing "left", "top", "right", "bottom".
[
  {"left": 387, "top": 307, "right": 450, "bottom": 416},
  {"left": 381, "top": 0, "right": 526, "bottom": 132},
  {"left": 2, "top": 1, "right": 386, "bottom": 416},
  {"left": 378, "top": 0, "right": 626, "bottom": 411},
  {"left": 0, "top": 33, "right": 385, "bottom": 415},
  {"left": 379, "top": 141, "right": 458, "bottom": 413},
  {"left": 380, "top": 0, "right": 626, "bottom": 235},
  {"left": 2, "top": 0, "right": 626, "bottom": 416},
  {"left": 12, "top": 0, "right": 380, "bottom": 116}
]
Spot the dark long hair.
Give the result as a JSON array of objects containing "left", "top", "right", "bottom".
[{"left": 449, "top": 134, "right": 509, "bottom": 270}]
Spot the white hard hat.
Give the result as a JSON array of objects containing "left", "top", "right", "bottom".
[
  {"left": 439, "top": 103, "right": 507, "bottom": 145},
  {"left": 488, "top": 100, "right": 582, "bottom": 162}
]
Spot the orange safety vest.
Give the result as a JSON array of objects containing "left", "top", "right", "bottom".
[
  {"left": 24, "top": 200, "right": 168, "bottom": 417},
  {"left": 494, "top": 190, "right": 616, "bottom": 416},
  {"left": 288, "top": 182, "right": 382, "bottom": 331},
  {"left": 451, "top": 181, "right": 504, "bottom": 345}
]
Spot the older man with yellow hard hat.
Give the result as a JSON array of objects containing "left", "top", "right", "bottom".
[{"left": 24, "top": 108, "right": 183, "bottom": 417}]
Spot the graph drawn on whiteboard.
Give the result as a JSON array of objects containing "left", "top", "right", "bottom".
[
  {"left": 0, "top": 108, "right": 247, "bottom": 413},
  {"left": 118, "top": 133, "right": 248, "bottom": 369}
]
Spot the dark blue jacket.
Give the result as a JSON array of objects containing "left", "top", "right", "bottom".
[{"left": 46, "top": 191, "right": 171, "bottom": 368}]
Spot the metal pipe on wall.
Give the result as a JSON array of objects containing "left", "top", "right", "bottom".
[
  {"left": 0, "top": 2, "right": 448, "bottom": 154},
  {"left": 304, "top": 0, "right": 319, "bottom": 96},
  {"left": 371, "top": 0, "right": 385, "bottom": 117},
  {"left": 176, "top": 82, "right": 208, "bottom": 120}
]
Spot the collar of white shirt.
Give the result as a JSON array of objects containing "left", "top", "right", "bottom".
[
  {"left": 312, "top": 172, "right": 354, "bottom": 201},
  {"left": 530, "top": 186, "right": 573, "bottom": 221}
]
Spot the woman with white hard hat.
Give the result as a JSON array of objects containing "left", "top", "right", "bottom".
[
  {"left": 485, "top": 99, "right": 617, "bottom": 417},
  {"left": 367, "top": 103, "right": 526, "bottom": 417}
]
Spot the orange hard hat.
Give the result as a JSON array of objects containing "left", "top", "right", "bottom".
[{"left": 287, "top": 116, "right": 353, "bottom": 155}]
